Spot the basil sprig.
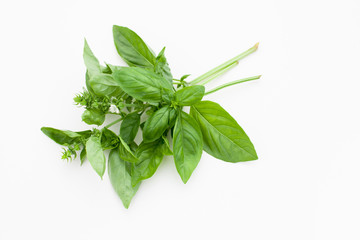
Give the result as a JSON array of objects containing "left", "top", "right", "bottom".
[{"left": 41, "top": 25, "right": 261, "bottom": 208}]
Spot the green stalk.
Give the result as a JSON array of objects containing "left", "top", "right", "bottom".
[
  {"left": 199, "top": 61, "right": 238, "bottom": 85},
  {"left": 204, "top": 75, "right": 261, "bottom": 95},
  {"left": 105, "top": 117, "right": 123, "bottom": 128},
  {"left": 189, "top": 43, "right": 259, "bottom": 85}
]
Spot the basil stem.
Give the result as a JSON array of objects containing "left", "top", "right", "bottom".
[
  {"left": 204, "top": 75, "right": 261, "bottom": 95},
  {"left": 199, "top": 61, "right": 238, "bottom": 85},
  {"left": 190, "top": 43, "right": 259, "bottom": 85}
]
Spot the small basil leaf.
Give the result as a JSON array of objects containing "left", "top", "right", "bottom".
[
  {"left": 101, "top": 128, "right": 120, "bottom": 150},
  {"left": 82, "top": 109, "right": 105, "bottom": 126},
  {"left": 108, "top": 147, "right": 140, "bottom": 209},
  {"left": 89, "top": 73, "right": 123, "bottom": 97},
  {"left": 143, "top": 105, "right": 172, "bottom": 143},
  {"left": 100, "top": 64, "right": 112, "bottom": 74},
  {"left": 120, "top": 112, "right": 140, "bottom": 144},
  {"left": 154, "top": 47, "right": 173, "bottom": 84},
  {"left": 161, "top": 135, "right": 173, "bottom": 156},
  {"left": 83, "top": 39, "right": 101, "bottom": 77},
  {"left": 180, "top": 74, "right": 190, "bottom": 81},
  {"left": 80, "top": 147, "right": 86, "bottom": 165},
  {"left": 173, "top": 111, "right": 203, "bottom": 183},
  {"left": 112, "top": 67, "right": 173, "bottom": 104},
  {"left": 86, "top": 135, "right": 106, "bottom": 178},
  {"left": 131, "top": 140, "right": 165, "bottom": 187},
  {"left": 174, "top": 85, "right": 205, "bottom": 106},
  {"left": 112, "top": 25, "right": 156, "bottom": 68},
  {"left": 76, "top": 130, "right": 93, "bottom": 140},
  {"left": 41, "top": 127, "right": 82, "bottom": 146},
  {"left": 190, "top": 101, "right": 258, "bottom": 162},
  {"left": 118, "top": 137, "right": 138, "bottom": 163}
]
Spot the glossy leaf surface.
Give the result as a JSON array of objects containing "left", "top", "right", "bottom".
[
  {"left": 120, "top": 112, "right": 140, "bottom": 144},
  {"left": 118, "top": 137, "right": 138, "bottom": 163},
  {"left": 81, "top": 109, "right": 105, "bottom": 126},
  {"left": 108, "top": 147, "right": 140, "bottom": 209},
  {"left": 113, "top": 25, "right": 156, "bottom": 68},
  {"left": 89, "top": 73, "right": 123, "bottom": 97},
  {"left": 174, "top": 85, "right": 205, "bottom": 106},
  {"left": 83, "top": 39, "right": 101, "bottom": 77},
  {"left": 86, "top": 135, "right": 106, "bottom": 178},
  {"left": 101, "top": 128, "right": 120, "bottom": 150},
  {"left": 173, "top": 111, "right": 203, "bottom": 183},
  {"left": 154, "top": 47, "right": 173, "bottom": 84},
  {"left": 142, "top": 105, "right": 173, "bottom": 142},
  {"left": 41, "top": 127, "right": 90, "bottom": 146},
  {"left": 131, "top": 139, "right": 167, "bottom": 186},
  {"left": 190, "top": 101, "right": 258, "bottom": 162},
  {"left": 112, "top": 67, "right": 173, "bottom": 104}
]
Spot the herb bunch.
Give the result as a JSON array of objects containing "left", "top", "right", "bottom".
[{"left": 41, "top": 25, "right": 260, "bottom": 208}]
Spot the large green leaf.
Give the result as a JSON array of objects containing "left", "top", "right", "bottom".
[
  {"left": 86, "top": 135, "right": 106, "bottom": 178},
  {"left": 112, "top": 67, "right": 173, "bottom": 104},
  {"left": 89, "top": 73, "right": 123, "bottom": 97},
  {"left": 174, "top": 85, "right": 205, "bottom": 106},
  {"left": 173, "top": 111, "right": 203, "bottom": 183},
  {"left": 154, "top": 47, "right": 173, "bottom": 84},
  {"left": 81, "top": 109, "right": 105, "bottom": 126},
  {"left": 112, "top": 25, "right": 156, "bottom": 68},
  {"left": 190, "top": 101, "right": 258, "bottom": 162},
  {"left": 41, "top": 127, "right": 91, "bottom": 146},
  {"left": 142, "top": 105, "right": 173, "bottom": 142},
  {"left": 120, "top": 112, "right": 140, "bottom": 144},
  {"left": 131, "top": 139, "right": 167, "bottom": 187},
  {"left": 108, "top": 147, "right": 140, "bottom": 209}
]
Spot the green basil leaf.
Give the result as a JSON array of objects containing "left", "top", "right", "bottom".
[
  {"left": 80, "top": 147, "right": 86, "bottom": 165},
  {"left": 143, "top": 105, "right": 173, "bottom": 143},
  {"left": 89, "top": 73, "right": 123, "bottom": 97},
  {"left": 82, "top": 109, "right": 105, "bottom": 126},
  {"left": 83, "top": 39, "right": 101, "bottom": 77},
  {"left": 131, "top": 140, "right": 166, "bottom": 187},
  {"left": 112, "top": 25, "right": 156, "bottom": 68},
  {"left": 173, "top": 111, "right": 203, "bottom": 183},
  {"left": 161, "top": 135, "right": 173, "bottom": 156},
  {"left": 154, "top": 47, "right": 173, "bottom": 84},
  {"left": 180, "top": 74, "right": 191, "bottom": 81},
  {"left": 101, "top": 128, "right": 120, "bottom": 150},
  {"left": 85, "top": 71, "right": 96, "bottom": 95},
  {"left": 112, "top": 67, "right": 173, "bottom": 104},
  {"left": 174, "top": 85, "right": 205, "bottom": 106},
  {"left": 41, "top": 127, "right": 82, "bottom": 146},
  {"left": 120, "top": 112, "right": 140, "bottom": 144},
  {"left": 168, "top": 107, "right": 178, "bottom": 129},
  {"left": 105, "top": 63, "right": 123, "bottom": 73},
  {"left": 76, "top": 130, "right": 93, "bottom": 139},
  {"left": 100, "top": 64, "right": 112, "bottom": 74},
  {"left": 86, "top": 135, "right": 106, "bottom": 178},
  {"left": 118, "top": 137, "right": 138, "bottom": 163},
  {"left": 108, "top": 147, "right": 140, "bottom": 209},
  {"left": 190, "top": 101, "right": 258, "bottom": 162}
]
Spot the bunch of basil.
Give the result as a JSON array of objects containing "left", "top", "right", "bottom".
[{"left": 41, "top": 25, "right": 260, "bottom": 208}]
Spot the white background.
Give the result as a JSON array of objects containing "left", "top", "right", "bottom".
[{"left": 1, "top": 0, "right": 359, "bottom": 239}]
